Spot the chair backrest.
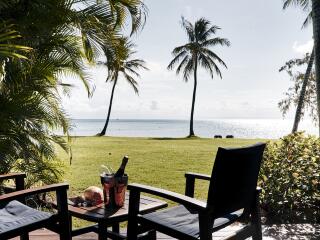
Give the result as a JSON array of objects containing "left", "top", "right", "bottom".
[{"left": 207, "top": 143, "right": 265, "bottom": 219}]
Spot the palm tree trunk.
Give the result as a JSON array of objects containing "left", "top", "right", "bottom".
[
  {"left": 98, "top": 78, "right": 117, "bottom": 136},
  {"left": 292, "top": 48, "right": 315, "bottom": 133},
  {"left": 189, "top": 58, "right": 198, "bottom": 137},
  {"left": 312, "top": 0, "right": 320, "bottom": 136}
]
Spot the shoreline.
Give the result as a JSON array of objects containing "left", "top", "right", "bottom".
[{"left": 58, "top": 135, "right": 272, "bottom": 140}]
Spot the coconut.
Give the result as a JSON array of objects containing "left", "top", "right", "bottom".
[{"left": 83, "top": 186, "right": 103, "bottom": 205}]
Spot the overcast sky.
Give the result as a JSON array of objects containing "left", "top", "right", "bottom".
[{"left": 62, "top": 0, "right": 313, "bottom": 120}]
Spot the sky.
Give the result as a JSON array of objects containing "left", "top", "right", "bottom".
[{"left": 62, "top": 0, "right": 313, "bottom": 120}]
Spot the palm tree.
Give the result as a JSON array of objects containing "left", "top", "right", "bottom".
[
  {"left": 283, "top": 0, "right": 320, "bottom": 135},
  {"left": 98, "top": 37, "right": 148, "bottom": 136},
  {"left": 283, "top": 1, "right": 314, "bottom": 133},
  {"left": 279, "top": 53, "right": 317, "bottom": 124},
  {"left": 291, "top": 49, "right": 314, "bottom": 132},
  {"left": 168, "top": 17, "right": 230, "bottom": 137}
]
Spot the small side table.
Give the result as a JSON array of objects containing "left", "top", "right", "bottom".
[{"left": 60, "top": 192, "right": 167, "bottom": 239}]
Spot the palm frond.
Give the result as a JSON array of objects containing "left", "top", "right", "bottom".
[
  {"left": 283, "top": 0, "right": 311, "bottom": 11},
  {"left": 181, "top": 16, "right": 195, "bottom": 42},
  {"left": 201, "top": 48, "right": 228, "bottom": 69},
  {"left": 167, "top": 50, "right": 188, "bottom": 70},
  {"left": 198, "top": 53, "right": 214, "bottom": 78},
  {"left": 123, "top": 71, "right": 139, "bottom": 94},
  {"left": 176, "top": 55, "right": 191, "bottom": 75},
  {"left": 182, "top": 58, "right": 194, "bottom": 81},
  {"left": 108, "top": 0, "right": 148, "bottom": 35},
  {"left": 202, "top": 54, "right": 223, "bottom": 78},
  {"left": 0, "top": 23, "right": 32, "bottom": 60},
  {"left": 201, "top": 25, "right": 220, "bottom": 40},
  {"left": 201, "top": 37, "right": 231, "bottom": 48},
  {"left": 302, "top": 11, "right": 312, "bottom": 28}
]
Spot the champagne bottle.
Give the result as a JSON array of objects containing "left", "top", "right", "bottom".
[{"left": 114, "top": 156, "right": 128, "bottom": 177}]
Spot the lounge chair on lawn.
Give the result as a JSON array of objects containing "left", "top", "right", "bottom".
[
  {"left": 0, "top": 173, "right": 71, "bottom": 240},
  {"left": 127, "top": 143, "right": 266, "bottom": 240}
]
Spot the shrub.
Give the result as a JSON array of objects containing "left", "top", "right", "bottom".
[
  {"left": 12, "top": 158, "right": 65, "bottom": 188},
  {"left": 258, "top": 132, "right": 320, "bottom": 223}
]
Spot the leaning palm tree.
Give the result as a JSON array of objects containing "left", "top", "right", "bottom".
[
  {"left": 283, "top": 0, "right": 320, "bottom": 134},
  {"left": 98, "top": 37, "right": 148, "bottom": 136},
  {"left": 168, "top": 17, "right": 230, "bottom": 137},
  {"left": 291, "top": 49, "right": 314, "bottom": 132},
  {"left": 283, "top": 1, "right": 314, "bottom": 133}
]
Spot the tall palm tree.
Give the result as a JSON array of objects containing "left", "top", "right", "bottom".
[
  {"left": 168, "top": 17, "right": 230, "bottom": 137},
  {"left": 98, "top": 37, "right": 148, "bottom": 136},
  {"left": 283, "top": 0, "right": 320, "bottom": 135}
]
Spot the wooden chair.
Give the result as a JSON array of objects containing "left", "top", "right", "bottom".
[
  {"left": 127, "top": 143, "right": 266, "bottom": 240},
  {"left": 0, "top": 172, "right": 71, "bottom": 240}
]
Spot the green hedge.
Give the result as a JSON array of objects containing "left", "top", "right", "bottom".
[{"left": 259, "top": 132, "right": 320, "bottom": 223}]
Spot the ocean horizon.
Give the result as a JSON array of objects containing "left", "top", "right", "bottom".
[{"left": 64, "top": 118, "right": 318, "bottom": 139}]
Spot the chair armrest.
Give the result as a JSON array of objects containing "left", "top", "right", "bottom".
[
  {"left": 185, "top": 172, "right": 211, "bottom": 181},
  {"left": 0, "top": 173, "right": 26, "bottom": 191},
  {"left": 184, "top": 172, "right": 211, "bottom": 198},
  {"left": 0, "top": 173, "right": 26, "bottom": 181},
  {"left": 0, "top": 183, "right": 69, "bottom": 203},
  {"left": 128, "top": 183, "right": 207, "bottom": 212}
]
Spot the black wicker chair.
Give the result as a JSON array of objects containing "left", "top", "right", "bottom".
[
  {"left": 0, "top": 173, "right": 71, "bottom": 240},
  {"left": 127, "top": 143, "right": 266, "bottom": 240}
]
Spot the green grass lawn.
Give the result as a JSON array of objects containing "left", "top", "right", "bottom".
[{"left": 57, "top": 136, "right": 265, "bottom": 227}]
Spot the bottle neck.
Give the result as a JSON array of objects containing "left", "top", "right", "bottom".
[{"left": 121, "top": 157, "right": 128, "bottom": 169}]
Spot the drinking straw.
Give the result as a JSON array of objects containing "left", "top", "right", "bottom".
[{"left": 101, "top": 165, "right": 112, "bottom": 174}]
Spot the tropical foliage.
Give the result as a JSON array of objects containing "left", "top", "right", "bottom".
[
  {"left": 0, "top": 23, "right": 31, "bottom": 61},
  {"left": 0, "top": 0, "right": 147, "bottom": 186},
  {"left": 259, "top": 132, "right": 320, "bottom": 223},
  {"left": 279, "top": 53, "right": 317, "bottom": 125},
  {"left": 168, "top": 17, "right": 230, "bottom": 137},
  {"left": 283, "top": 0, "right": 312, "bottom": 28},
  {"left": 98, "top": 37, "right": 148, "bottom": 136}
]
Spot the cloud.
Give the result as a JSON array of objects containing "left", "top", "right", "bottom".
[{"left": 293, "top": 40, "right": 313, "bottom": 54}]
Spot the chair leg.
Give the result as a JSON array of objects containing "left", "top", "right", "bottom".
[
  {"left": 199, "top": 213, "right": 213, "bottom": 240},
  {"left": 147, "top": 230, "right": 156, "bottom": 240},
  {"left": 251, "top": 192, "right": 262, "bottom": 240},
  {"left": 127, "top": 190, "right": 141, "bottom": 240},
  {"left": 59, "top": 227, "right": 72, "bottom": 240},
  {"left": 56, "top": 188, "right": 72, "bottom": 240},
  {"left": 20, "top": 233, "right": 29, "bottom": 240},
  {"left": 112, "top": 223, "right": 120, "bottom": 234},
  {"left": 98, "top": 221, "right": 108, "bottom": 240}
]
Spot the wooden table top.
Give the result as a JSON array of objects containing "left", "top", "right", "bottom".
[{"left": 66, "top": 192, "right": 167, "bottom": 223}]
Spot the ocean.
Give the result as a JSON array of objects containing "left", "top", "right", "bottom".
[{"left": 66, "top": 119, "right": 318, "bottom": 139}]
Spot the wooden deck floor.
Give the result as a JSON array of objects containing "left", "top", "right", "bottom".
[{"left": 10, "top": 224, "right": 320, "bottom": 240}]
